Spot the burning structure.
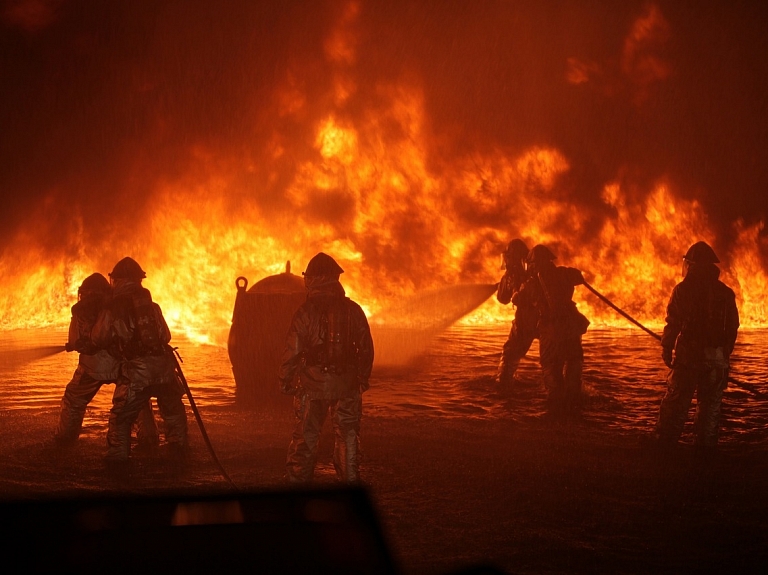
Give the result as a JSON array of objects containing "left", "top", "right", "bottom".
[{"left": 1, "top": 0, "right": 767, "bottom": 341}]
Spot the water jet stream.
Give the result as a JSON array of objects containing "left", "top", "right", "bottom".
[
  {"left": 0, "top": 345, "right": 66, "bottom": 371},
  {"left": 371, "top": 283, "right": 497, "bottom": 366}
]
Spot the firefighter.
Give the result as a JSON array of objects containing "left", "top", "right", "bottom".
[
  {"left": 651, "top": 241, "right": 739, "bottom": 450},
  {"left": 496, "top": 239, "right": 538, "bottom": 385},
  {"left": 92, "top": 257, "right": 188, "bottom": 464},
  {"left": 279, "top": 252, "right": 374, "bottom": 483},
  {"left": 522, "top": 245, "right": 589, "bottom": 413},
  {"left": 54, "top": 273, "right": 158, "bottom": 448}
]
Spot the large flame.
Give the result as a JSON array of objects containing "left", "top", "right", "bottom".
[{"left": 1, "top": 1, "right": 766, "bottom": 344}]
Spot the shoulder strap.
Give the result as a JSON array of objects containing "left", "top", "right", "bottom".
[{"left": 131, "top": 287, "right": 164, "bottom": 352}]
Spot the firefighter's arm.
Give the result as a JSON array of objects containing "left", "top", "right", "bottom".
[
  {"left": 64, "top": 311, "right": 79, "bottom": 352},
  {"left": 278, "top": 310, "right": 305, "bottom": 394},
  {"left": 153, "top": 303, "right": 172, "bottom": 344},
  {"left": 660, "top": 288, "right": 681, "bottom": 368},
  {"left": 352, "top": 305, "right": 374, "bottom": 391},
  {"left": 496, "top": 274, "right": 513, "bottom": 304},
  {"left": 513, "top": 278, "right": 534, "bottom": 306},
  {"left": 565, "top": 267, "right": 586, "bottom": 286},
  {"left": 725, "top": 293, "right": 740, "bottom": 358}
]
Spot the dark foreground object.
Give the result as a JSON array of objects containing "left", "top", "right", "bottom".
[{"left": 1, "top": 487, "right": 396, "bottom": 575}]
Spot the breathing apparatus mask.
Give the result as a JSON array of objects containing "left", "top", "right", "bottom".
[
  {"left": 682, "top": 259, "right": 690, "bottom": 278},
  {"left": 501, "top": 239, "right": 529, "bottom": 271}
]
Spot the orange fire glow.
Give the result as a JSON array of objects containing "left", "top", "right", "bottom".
[{"left": 0, "top": 1, "right": 766, "bottom": 346}]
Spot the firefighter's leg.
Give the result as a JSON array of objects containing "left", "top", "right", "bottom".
[
  {"left": 498, "top": 323, "right": 535, "bottom": 385},
  {"left": 155, "top": 383, "right": 188, "bottom": 449},
  {"left": 55, "top": 366, "right": 104, "bottom": 444},
  {"left": 332, "top": 393, "right": 363, "bottom": 483},
  {"left": 286, "top": 396, "right": 328, "bottom": 482},
  {"left": 539, "top": 331, "right": 566, "bottom": 410},
  {"left": 135, "top": 399, "right": 160, "bottom": 449},
  {"left": 542, "top": 359, "right": 566, "bottom": 409},
  {"left": 694, "top": 367, "right": 728, "bottom": 447},
  {"left": 498, "top": 323, "right": 518, "bottom": 385},
  {"left": 654, "top": 366, "right": 697, "bottom": 445},
  {"left": 563, "top": 337, "right": 584, "bottom": 410},
  {"left": 106, "top": 381, "right": 148, "bottom": 460}
]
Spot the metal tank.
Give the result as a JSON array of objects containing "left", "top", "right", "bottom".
[{"left": 227, "top": 262, "right": 306, "bottom": 408}]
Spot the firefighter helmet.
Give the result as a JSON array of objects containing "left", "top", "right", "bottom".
[
  {"left": 78, "top": 273, "right": 110, "bottom": 296},
  {"left": 504, "top": 239, "right": 529, "bottom": 260},
  {"left": 109, "top": 257, "right": 147, "bottom": 279},
  {"left": 683, "top": 241, "right": 720, "bottom": 264},
  {"left": 526, "top": 244, "right": 557, "bottom": 265},
  {"left": 303, "top": 252, "right": 344, "bottom": 277}
]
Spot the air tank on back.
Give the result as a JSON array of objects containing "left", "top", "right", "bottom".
[{"left": 227, "top": 262, "right": 305, "bottom": 408}]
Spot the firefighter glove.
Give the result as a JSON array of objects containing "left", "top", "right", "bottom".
[{"left": 280, "top": 380, "right": 298, "bottom": 395}]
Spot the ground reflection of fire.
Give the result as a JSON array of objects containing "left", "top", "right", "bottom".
[{"left": 0, "top": 1, "right": 766, "bottom": 343}]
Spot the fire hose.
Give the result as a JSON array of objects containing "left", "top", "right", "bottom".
[
  {"left": 169, "top": 347, "right": 239, "bottom": 490},
  {"left": 582, "top": 281, "right": 766, "bottom": 399}
]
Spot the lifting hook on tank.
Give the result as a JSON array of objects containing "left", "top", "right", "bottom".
[{"left": 235, "top": 276, "right": 248, "bottom": 292}]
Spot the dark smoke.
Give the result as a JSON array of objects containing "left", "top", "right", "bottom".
[{"left": 1, "top": 0, "right": 767, "bottom": 263}]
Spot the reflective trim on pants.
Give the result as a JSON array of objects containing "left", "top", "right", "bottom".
[
  {"left": 286, "top": 392, "right": 362, "bottom": 483},
  {"left": 107, "top": 381, "right": 188, "bottom": 460},
  {"left": 56, "top": 367, "right": 108, "bottom": 441},
  {"left": 655, "top": 364, "right": 728, "bottom": 446},
  {"left": 539, "top": 329, "right": 584, "bottom": 408}
]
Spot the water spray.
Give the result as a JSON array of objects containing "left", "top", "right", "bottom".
[
  {"left": 583, "top": 281, "right": 765, "bottom": 399},
  {"left": 372, "top": 283, "right": 498, "bottom": 330},
  {"left": 0, "top": 345, "right": 67, "bottom": 371},
  {"left": 370, "top": 283, "right": 498, "bottom": 366}
]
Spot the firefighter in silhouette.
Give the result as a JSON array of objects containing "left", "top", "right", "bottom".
[
  {"left": 279, "top": 252, "right": 374, "bottom": 483},
  {"left": 92, "top": 257, "right": 188, "bottom": 464},
  {"left": 54, "top": 273, "right": 158, "bottom": 448},
  {"left": 496, "top": 239, "right": 538, "bottom": 385},
  {"left": 651, "top": 241, "right": 739, "bottom": 450},
  {"left": 521, "top": 245, "right": 589, "bottom": 413}
]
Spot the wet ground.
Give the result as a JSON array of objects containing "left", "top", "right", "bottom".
[{"left": 1, "top": 325, "right": 768, "bottom": 573}]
